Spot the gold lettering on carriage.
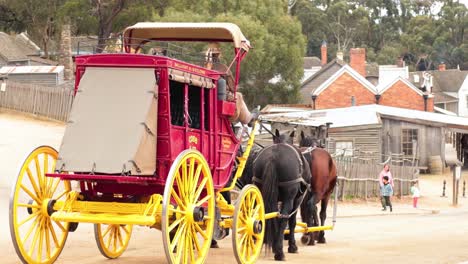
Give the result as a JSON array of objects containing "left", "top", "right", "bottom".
[
  {"left": 222, "top": 137, "right": 231, "bottom": 149},
  {"left": 173, "top": 62, "right": 206, "bottom": 75},
  {"left": 189, "top": 135, "right": 198, "bottom": 145}
]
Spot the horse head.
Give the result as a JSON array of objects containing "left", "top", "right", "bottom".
[
  {"left": 299, "top": 131, "right": 320, "bottom": 148},
  {"left": 273, "top": 129, "right": 295, "bottom": 145}
]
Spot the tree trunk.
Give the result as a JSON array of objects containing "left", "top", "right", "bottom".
[
  {"left": 96, "top": 20, "right": 113, "bottom": 53},
  {"left": 94, "top": 0, "right": 125, "bottom": 53}
]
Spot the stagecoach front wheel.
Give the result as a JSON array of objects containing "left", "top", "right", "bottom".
[
  {"left": 94, "top": 224, "right": 133, "bottom": 259},
  {"left": 162, "top": 149, "right": 215, "bottom": 264},
  {"left": 9, "top": 146, "right": 71, "bottom": 264},
  {"left": 232, "top": 184, "right": 265, "bottom": 264}
]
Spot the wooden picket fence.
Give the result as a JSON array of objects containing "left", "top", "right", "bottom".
[
  {"left": 334, "top": 156, "right": 419, "bottom": 200},
  {"left": 0, "top": 82, "right": 74, "bottom": 122}
]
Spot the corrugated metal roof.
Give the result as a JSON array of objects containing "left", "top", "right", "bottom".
[
  {"left": 0, "top": 32, "right": 29, "bottom": 61},
  {"left": 261, "top": 104, "right": 468, "bottom": 129},
  {"left": 261, "top": 106, "right": 380, "bottom": 128},
  {"left": 0, "top": 65, "right": 64, "bottom": 74},
  {"left": 261, "top": 104, "right": 312, "bottom": 114}
]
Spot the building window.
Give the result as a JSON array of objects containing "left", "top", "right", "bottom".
[
  {"left": 402, "top": 129, "right": 418, "bottom": 156},
  {"left": 336, "top": 141, "right": 353, "bottom": 156}
]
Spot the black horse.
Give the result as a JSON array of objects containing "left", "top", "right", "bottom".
[{"left": 241, "top": 129, "right": 311, "bottom": 261}]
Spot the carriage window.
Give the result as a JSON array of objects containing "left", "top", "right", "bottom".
[
  {"left": 170, "top": 80, "right": 185, "bottom": 126},
  {"left": 204, "top": 88, "right": 210, "bottom": 131},
  {"left": 188, "top": 85, "right": 201, "bottom": 129}
]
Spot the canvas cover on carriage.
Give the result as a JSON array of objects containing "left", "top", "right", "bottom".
[{"left": 56, "top": 67, "right": 158, "bottom": 175}]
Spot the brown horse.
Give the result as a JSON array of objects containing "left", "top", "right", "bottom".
[{"left": 299, "top": 131, "right": 337, "bottom": 245}]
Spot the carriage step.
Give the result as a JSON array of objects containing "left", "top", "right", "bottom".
[
  {"left": 51, "top": 211, "right": 156, "bottom": 226},
  {"left": 284, "top": 225, "right": 333, "bottom": 235}
]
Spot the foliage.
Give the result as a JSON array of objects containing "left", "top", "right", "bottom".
[
  {"left": 0, "top": 0, "right": 466, "bottom": 104},
  {"left": 151, "top": 0, "right": 306, "bottom": 107}
]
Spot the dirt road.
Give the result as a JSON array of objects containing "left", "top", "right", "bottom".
[{"left": 2, "top": 187, "right": 468, "bottom": 264}]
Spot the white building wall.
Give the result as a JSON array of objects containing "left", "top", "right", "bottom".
[
  {"left": 378, "top": 65, "right": 409, "bottom": 87},
  {"left": 458, "top": 76, "right": 468, "bottom": 117}
]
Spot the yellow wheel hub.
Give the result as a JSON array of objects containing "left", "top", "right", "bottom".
[{"left": 9, "top": 146, "right": 71, "bottom": 264}]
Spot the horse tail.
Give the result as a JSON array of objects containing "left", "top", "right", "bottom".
[
  {"left": 261, "top": 159, "right": 278, "bottom": 250},
  {"left": 328, "top": 153, "right": 338, "bottom": 191}
]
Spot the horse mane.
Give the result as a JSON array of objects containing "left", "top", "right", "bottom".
[{"left": 299, "top": 131, "right": 319, "bottom": 148}]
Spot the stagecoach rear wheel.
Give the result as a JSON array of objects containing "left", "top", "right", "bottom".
[
  {"left": 9, "top": 146, "right": 71, "bottom": 264},
  {"left": 94, "top": 224, "right": 133, "bottom": 259},
  {"left": 232, "top": 184, "right": 265, "bottom": 264},
  {"left": 162, "top": 149, "right": 215, "bottom": 264}
]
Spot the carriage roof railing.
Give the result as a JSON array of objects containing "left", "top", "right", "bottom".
[{"left": 75, "top": 36, "right": 233, "bottom": 69}]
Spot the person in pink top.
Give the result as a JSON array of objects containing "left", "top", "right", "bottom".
[{"left": 379, "top": 164, "right": 394, "bottom": 188}]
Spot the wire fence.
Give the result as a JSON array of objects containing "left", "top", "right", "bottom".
[{"left": 0, "top": 82, "right": 74, "bottom": 122}]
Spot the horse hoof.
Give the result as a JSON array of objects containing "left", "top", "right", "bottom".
[
  {"left": 301, "top": 235, "right": 311, "bottom": 245},
  {"left": 318, "top": 237, "right": 326, "bottom": 244},
  {"left": 288, "top": 245, "right": 298, "bottom": 253},
  {"left": 274, "top": 253, "right": 285, "bottom": 261},
  {"left": 210, "top": 240, "right": 219, "bottom": 248},
  {"left": 308, "top": 239, "right": 316, "bottom": 246}
]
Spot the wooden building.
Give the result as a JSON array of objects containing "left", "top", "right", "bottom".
[
  {"left": 0, "top": 66, "right": 65, "bottom": 86},
  {"left": 261, "top": 104, "right": 468, "bottom": 169}
]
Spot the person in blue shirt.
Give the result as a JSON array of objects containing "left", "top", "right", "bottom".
[{"left": 381, "top": 176, "right": 393, "bottom": 212}]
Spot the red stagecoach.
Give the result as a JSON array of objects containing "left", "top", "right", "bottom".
[{"left": 9, "top": 22, "right": 264, "bottom": 264}]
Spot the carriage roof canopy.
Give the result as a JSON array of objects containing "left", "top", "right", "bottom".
[{"left": 123, "top": 22, "right": 251, "bottom": 51}]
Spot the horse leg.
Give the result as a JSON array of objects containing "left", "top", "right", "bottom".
[
  {"left": 309, "top": 203, "right": 320, "bottom": 245},
  {"left": 287, "top": 211, "right": 298, "bottom": 253},
  {"left": 301, "top": 194, "right": 318, "bottom": 246},
  {"left": 317, "top": 198, "right": 329, "bottom": 244},
  {"left": 274, "top": 197, "right": 295, "bottom": 261}
]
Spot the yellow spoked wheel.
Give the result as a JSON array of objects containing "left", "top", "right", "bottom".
[
  {"left": 94, "top": 224, "right": 133, "bottom": 259},
  {"left": 162, "top": 149, "right": 215, "bottom": 264},
  {"left": 232, "top": 185, "right": 265, "bottom": 264},
  {"left": 9, "top": 146, "right": 71, "bottom": 264}
]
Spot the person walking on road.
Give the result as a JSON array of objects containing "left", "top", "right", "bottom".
[
  {"left": 410, "top": 182, "right": 420, "bottom": 208},
  {"left": 381, "top": 176, "right": 393, "bottom": 212}
]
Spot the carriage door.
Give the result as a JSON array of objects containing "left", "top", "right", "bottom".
[{"left": 186, "top": 84, "right": 212, "bottom": 161}]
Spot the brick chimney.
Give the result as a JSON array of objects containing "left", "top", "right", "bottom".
[
  {"left": 350, "top": 48, "right": 366, "bottom": 77},
  {"left": 438, "top": 63, "right": 446, "bottom": 71},
  {"left": 59, "top": 24, "right": 73, "bottom": 80},
  {"left": 321, "top": 40, "right": 327, "bottom": 66}
]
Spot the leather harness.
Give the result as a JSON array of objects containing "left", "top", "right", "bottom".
[
  {"left": 251, "top": 145, "right": 316, "bottom": 219},
  {"left": 252, "top": 144, "right": 315, "bottom": 191}
]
